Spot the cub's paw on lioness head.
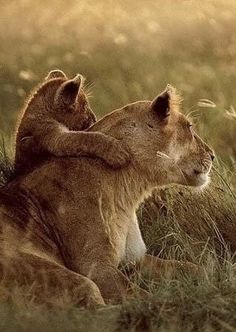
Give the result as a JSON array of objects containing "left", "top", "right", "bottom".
[{"left": 100, "top": 138, "right": 131, "bottom": 169}]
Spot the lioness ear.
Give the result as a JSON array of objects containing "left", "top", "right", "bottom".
[
  {"left": 45, "top": 69, "right": 67, "bottom": 80},
  {"left": 55, "top": 74, "right": 84, "bottom": 107},
  {"left": 151, "top": 85, "right": 173, "bottom": 120}
]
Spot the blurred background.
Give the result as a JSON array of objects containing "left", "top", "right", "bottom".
[{"left": 0, "top": 0, "right": 235, "bottom": 171}]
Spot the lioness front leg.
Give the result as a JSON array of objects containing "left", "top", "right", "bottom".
[
  {"left": 79, "top": 261, "right": 149, "bottom": 304},
  {"left": 0, "top": 252, "right": 105, "bottom": 308},
  {"left": 139, "top": 254, "right": 202, "bottom": 280}
]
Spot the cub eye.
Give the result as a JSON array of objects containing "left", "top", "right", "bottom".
[{"left": 188, "top": 122, "right": 193, "bottom": 128}]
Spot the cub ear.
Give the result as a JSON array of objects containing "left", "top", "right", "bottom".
[
  {"left": 151, "top": 85, "right": 175, "bottom": 120},
  {"left": 45, "top": 69, "right": 67, "bottom": 80},
  {"left": 55, "top": 74, "right": 84, "bottom": 107}
]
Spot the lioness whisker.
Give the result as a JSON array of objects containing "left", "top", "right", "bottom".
[
  {"left": 156, "top": 151, "right": 189, "bottom": 185},
  {"left": 156, "top": 151, "right": 172, "bottom": 160},
  {"left": 186, "top": 109, "right": 200, "bottom": 119}
]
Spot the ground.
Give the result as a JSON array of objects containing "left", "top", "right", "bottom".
[{"left": 0, "top": 1, "right": 235, "bottom": 331}]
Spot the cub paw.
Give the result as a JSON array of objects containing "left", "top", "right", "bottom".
[{"left": 104, "top": 140, "right": 131, "bottom": 168}]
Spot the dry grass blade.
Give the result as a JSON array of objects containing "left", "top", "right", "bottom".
[
  {"left": 226, "top": 106, "right": 236, "bottom": 120},
  {"left": 197, "top": 99, "right": 216, "bottom": 108}
]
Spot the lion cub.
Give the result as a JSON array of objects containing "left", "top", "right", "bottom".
[{"left": 15, "top": 70, "right": 130, "bottom": 175}]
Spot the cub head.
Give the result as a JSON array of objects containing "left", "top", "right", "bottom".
[
  {"left": 93, "top": 86, "right": 214, "bottom": 189},
  {"left": 40, "top": 69, "right": 96, "bottom": 130}
]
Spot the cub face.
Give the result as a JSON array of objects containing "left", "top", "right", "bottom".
[
  {"left": 95, "top": 86, "right": 214, "bottom": 189},
  {"left": 45, "top": 70, "right": 96, "bottom": 131}
]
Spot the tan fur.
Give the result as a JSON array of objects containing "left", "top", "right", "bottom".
[
  {"left": 14, "top": 70, "right": 130, "bottom": 175},
  {"left": 0, "top": 85, "right": 214, "bottom": 306}
]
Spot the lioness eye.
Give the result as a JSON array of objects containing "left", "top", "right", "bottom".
[{"left": 146, "top": 122, "right": 154, "bottom": 129}]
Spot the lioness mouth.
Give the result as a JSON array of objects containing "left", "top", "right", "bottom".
[{"left": 193, "top": 169, "right": 202, "bottom": 175}]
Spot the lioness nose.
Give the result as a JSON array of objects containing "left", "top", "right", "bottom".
[{"left": 209, "top": 152, "right": 215, "bottom": 161}]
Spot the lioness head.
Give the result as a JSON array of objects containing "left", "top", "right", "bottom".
[
  {"left": 93, "top": 86, "right": 214, "bottom": 188},
  {"left": 43, "top": 70, "right": 96, "bottom": 130}
]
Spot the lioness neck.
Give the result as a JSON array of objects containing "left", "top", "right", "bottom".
[{"left": 112, "top": 164, "right": 154, "bottom": 212}]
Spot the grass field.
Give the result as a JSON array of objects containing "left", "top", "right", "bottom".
[{"left": 0, "top": 0, "right": 236, "bottom": 331}]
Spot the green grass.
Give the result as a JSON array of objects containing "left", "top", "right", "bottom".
[{"left": 0, "top": 0, "right": 235, "bottom": 331}]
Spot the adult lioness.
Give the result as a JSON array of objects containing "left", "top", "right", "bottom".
[{"left": 0, "top": 86, "right": 214, "bottom": 306}]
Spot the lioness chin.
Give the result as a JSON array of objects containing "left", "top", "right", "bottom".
[{"left": 0, "top": 85, "right": 214, "bottom": 307}]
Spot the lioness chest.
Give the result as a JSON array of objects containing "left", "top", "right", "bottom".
[{"left": 120, "top": 212, "right": 146, "bottom": 265}]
